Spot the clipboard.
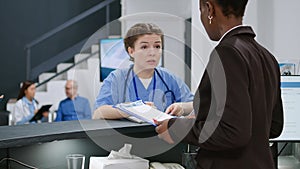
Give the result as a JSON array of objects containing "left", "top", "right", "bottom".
[
  {"left": 29, "top": 104, "right": 52, "bottom": 122},
  {"left": 114, "top": 100, "right": 174, "bottom": 126}
]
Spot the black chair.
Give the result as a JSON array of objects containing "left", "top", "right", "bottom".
[{"left": 0, "top": 110, "right": 9, "bottom": 126}]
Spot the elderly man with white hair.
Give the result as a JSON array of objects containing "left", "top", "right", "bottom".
[{"left": 55, "top": 80, "right": 91, "bottom": 121}]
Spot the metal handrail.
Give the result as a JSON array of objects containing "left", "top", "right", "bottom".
[
  {"left": 36, "top": 50, "right": 98, "bottom": 88},
  {"left": 25, "top": 0, "right": 116, "bottom": 80}
]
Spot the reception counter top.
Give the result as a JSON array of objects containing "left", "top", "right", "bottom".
[
  {"left": 0, "top": 120, "right": 188, "bottom": 169},
  {"left": 0, "top": 119, "right": 153, "bottom": 149}
]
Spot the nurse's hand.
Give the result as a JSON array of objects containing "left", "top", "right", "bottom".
[
  {"left": 118, "top": 110, "right": 130, "bottom": 118},
  {"left": 165, "top": 103, "right": 184, "bottom": 116},
  {"left": 145, "top": 101, "right": 157, "bottom": 109}
]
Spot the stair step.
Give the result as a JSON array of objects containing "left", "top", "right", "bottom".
[
  {"left": 34, "top": 92, "right": 54, "bottom": 106},
  {"left": 66, "top": 68, "right": 91, "bottom": 82},
  {"left": 56, "top": 63, "right": 73, "bottom": 80},
  {"left": 87, "top": 56, "right": 100, "bottom": 71},
  {"left": 74, "top": 53, "right": 89, "bottom": 69},
  {"left": 91, "top": 44, "right": 99, "bottom": 53},
  {"left": 35, "top": 80, "right": 67, "bottom": 111},
  {"left": 37, "top": 73, "right": 64, "bottom": 91},
  {"left": 36, "top": 84, "right": 46, "bottom": 92},
  {"left": 90, "top": 50, "right": 99, "bottom": 59},
  {"left": 46, "top": 80, "right": 66, "bottom": 93},
  {"left": 57, "top": 63, "right": 73, "bottom": 72},
  {"left": 74, "top": 53, "right": 90, "bottom": 63},
  {"left": 39, "top": 72, "right": 64, "bottom": 82},
  {"left": 33, "top": 43, "right": 104, "bottom": 114}
]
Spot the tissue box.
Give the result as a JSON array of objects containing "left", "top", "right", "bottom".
[{"left": 89, "top": 156, "right": 149, "bottom": 169}]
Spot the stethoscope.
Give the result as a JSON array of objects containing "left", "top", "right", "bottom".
[{"left": 123, "top": 66, "right": 176, "bottom": 108}]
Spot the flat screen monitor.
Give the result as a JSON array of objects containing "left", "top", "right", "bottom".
[
  {"left": 99, "top": 38, "right": 163, "bottom": 81},
  {"left": 99, "top": 38, "right": 131, "bottom": 81},
  {"left": 272, "top": 76, "right": 300, "bottom": 141}
]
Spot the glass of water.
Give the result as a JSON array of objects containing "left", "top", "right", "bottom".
[{"left": 66, "top": 154, "right": 85, "bottom": 169}]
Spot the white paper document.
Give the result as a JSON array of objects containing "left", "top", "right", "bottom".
[
  {"left": 271, "top": 76, "right": 300, "bottom": 141},
  {"left": 114, "top": 100, "right": 174, "bottom": 126}
]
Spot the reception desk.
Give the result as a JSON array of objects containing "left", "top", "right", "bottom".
[{"left": 0, "top": 120, "right": 187, "bottom": 169}]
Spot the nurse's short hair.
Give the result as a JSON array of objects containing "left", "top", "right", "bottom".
[{"left": 124, "top": 23, "right": 164, "bottom": 61}]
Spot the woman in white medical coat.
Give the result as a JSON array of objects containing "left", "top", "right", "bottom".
[{"left": 12, "top": 81, "right": 48, "bottom": 125}]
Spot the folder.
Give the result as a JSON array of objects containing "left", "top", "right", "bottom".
[
  {"left": 29, "top": 104, "right": 52, "bottom": 122},
  {"left": 113, "top": 100, "right": 174, "bottom": 126}
]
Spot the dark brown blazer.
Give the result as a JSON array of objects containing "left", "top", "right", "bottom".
[{"left": 168, "top": 26, "right": 284, "bottom": 169}]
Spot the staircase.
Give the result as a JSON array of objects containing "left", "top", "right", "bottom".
[
  {"left": 7, "top": 44, "right": 102, "bottom": 117},
  {"left": 5, "top": 0, "right": 120, "bottom": 124}
]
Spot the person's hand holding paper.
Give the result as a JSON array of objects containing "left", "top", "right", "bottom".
[
  {"left": 114, "top": 100, "right": 174, "bottom": 126},
  {"left": 144, "top": 101, "right": 157, "bottom": 109},
  {"left": 154, "top": 119, "right": 175, "bottom": 144}
]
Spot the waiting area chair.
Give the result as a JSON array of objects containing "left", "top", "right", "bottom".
[{"left": 0, "top": 110, "right": 10, "bottom": 126}]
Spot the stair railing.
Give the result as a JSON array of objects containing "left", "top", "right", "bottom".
[
  {"left": 24, "top": 0, "right": 116, "bottom": 80},
  {"left": 36, "top": 50, "right": 98, "bottom": 88}
]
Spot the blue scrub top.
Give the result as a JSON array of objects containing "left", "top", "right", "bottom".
[
  {"left": 55, "top": 96, "right": 92, "bottom": 121},
  {"left": 94, "top": 67, "right": 194, "bottom": 111}
]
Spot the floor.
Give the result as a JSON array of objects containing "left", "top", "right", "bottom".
[{"left": 278, "top": 156, "right": 300, "bottom": 169}]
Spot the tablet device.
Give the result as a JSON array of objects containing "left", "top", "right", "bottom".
[{"left": 29, "top": 104, "right": 52, "bottom": 122}]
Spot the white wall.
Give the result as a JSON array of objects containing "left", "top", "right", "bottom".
[
  {"left": 121, "top": 0, "right": 191, "bottom": 81},
  {"left": 191, "top": 0, "right": 300, "bottom": 91},
  {"left": 121, "top": 0, "right": 191, "bottom": 19},
  {"left": 250, "top": 0, "right": 300, "bottom": 60},
  {"left": 121, "top": 0, "right": 300, "bottom": 92},
  {"left": 191, "top": 0, "right": 212, "bottom": 92},
  {"left": 191, "top": 0, "right": 259, "bottom": 92},
  {"left": 273, "top": 1, "right": 300, "bottom": 61}
]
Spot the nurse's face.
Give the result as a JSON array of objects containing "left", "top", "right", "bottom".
[{"left": 128, "top": 34, "right": 162, "bottom": 71}]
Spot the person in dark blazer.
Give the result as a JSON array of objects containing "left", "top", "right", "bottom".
[{"left": 155, "top": 0, "right": 284, "bottom": 169}]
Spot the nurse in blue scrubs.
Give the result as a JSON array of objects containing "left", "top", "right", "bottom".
[{"left": 93, "top": 23, "right": 194, "bottom": 120}]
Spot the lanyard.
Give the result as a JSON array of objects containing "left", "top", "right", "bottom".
[{"left": 132, "top": 69, "right": 156, "bottom": 101}]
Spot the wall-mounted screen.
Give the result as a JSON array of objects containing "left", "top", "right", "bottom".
[
  {"left": 99, "top": 38, "right": 131, "bottom": 81},
  {"left": 272, "top": 76, "right": 300, "bottom": 141}
]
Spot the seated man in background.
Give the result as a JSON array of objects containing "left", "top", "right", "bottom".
[{"left": 55, "top": 80, "right": 91, "bottom": 121}]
